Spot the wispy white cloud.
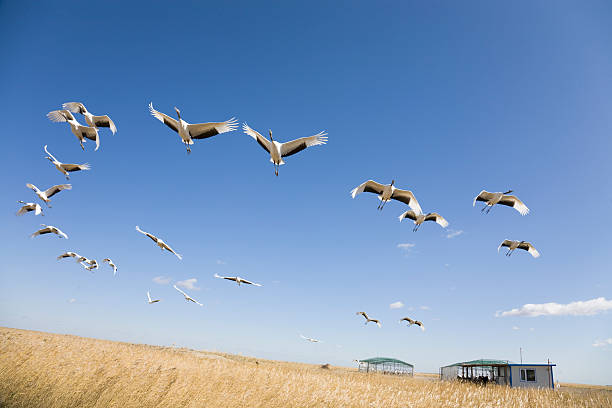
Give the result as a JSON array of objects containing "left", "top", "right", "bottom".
[
  {"left": 420, "top": 305, "right": 431, "bottom": 311},
  {"left": 390, "top": 301, "right": 404, "bottom": 309},
  {"left": 529, "top": 328, "right": 535, "bottom": 332},
  {"left": 512, "top": 326, "right": 520, "bottom": 331},
  {"left": 446, "top": 229, "right": 464, "bottom": 239},
  {"left": 176, "top": 278, "right": 200, "bottom": 290},
  {"left": 496, "top": 297, "right": 612, "bottom": 318},
  {"left": 153, "top": 276, "right": 172, "bottom": 285},
  {"left": 68, "top": 298, "right": 76, "bottom": 304},
  {"left": 593, "top": 338, "right": 612, "bottom": 347},
  {"left": 216, "top": 259, "right": 226, "bottom": 265},
  {"left": 397, "top": 243, "right": 415, "bottom": 251}
]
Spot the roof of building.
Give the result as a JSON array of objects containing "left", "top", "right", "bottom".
[
  {"left": 359, "top": 357, "right": 414, "bottom": 367},
  {"left": 442, "top": 359, "right": 511, "bottom": 367}
]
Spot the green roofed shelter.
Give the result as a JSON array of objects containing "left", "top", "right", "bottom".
[
  {"left": 440, "top": 359, "right": 556, "bottom": 389},
  {"left": 358, "top": 357, "right": 414, "bottom": 376},
  {"left": 444, "top": 359, "right": 510, "bottom": 367}
]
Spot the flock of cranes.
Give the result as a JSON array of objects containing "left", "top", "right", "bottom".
[
  {"left": 18, "top": 101, "right": 329, "bottom": 311},
  {"left": 16, "top": 100, "right": 543, "bottom": 350},
  {"left": 348, "top": 184, "right": 540, "bottom": 332}
]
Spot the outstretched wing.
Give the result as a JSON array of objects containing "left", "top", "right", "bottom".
[
  {"left": 93, "top": 115, "right": 117, "bottom": 134},
  {"left": 44, "top": 184, "right": 72, "bottom": 198},
  {"left": 473, "top": 190, "right": 495, "bottom": 206},
  {"left": 62, "top": 102, "right": 87, "bottom": 114},
  {"left": 241, "top": 279, "right": 261, "bottom": 286},
  {"left": 398, "top": 210, "right": 418, "bottom": 222},
  {"left": 391, "top": 189, "right": 422, "bottom": 214},
  {"left": 62, "top": 163, "right": 90, "bottom": 172},
  {"left": 161, "top": 242, "right": 182, "bottom": 260},
  {"left": 350, "top": 180, "right": 386, "bottom": 198},
  {"left": 280, "top": 131, "right": 328, "bottom": 157},
  {"left": 518, "top": 242, "right": 540, "bottom": 258},
  {"left": 173, "top": 284, "right": 188, "bottom": 297},
  {"left": 188, "top": 118, "right": 238, "bottom": 139},
  {"left": 149, "top": 103, "right": 179, "bottom": 133},
  {"left": 16, "top": 204, "right": 32, "bottom": 215},
  {"left": 26, "top": 183, "right": 40, "bottom": 194},
  {"left": 31, "top": 227, "right": 52, "bottom": 237},
  {"left": 52, "top": 227, "right": 68, "bottom": 239},
  {"left": 424, "top": 213, "right": 449, "bottom": 228},
  {"left": 57, "top": 252, "right": 79, "bottom": 260},
  {"left": 135, "top": 226, "right": 159, "bottom": 243},
  {"left": 497, "top": 240, "right": 514, "bottom": 252},
  {"left": 242, "top": 123, "right": 272, "bottom": 153},
  {"left": 498, "top": 195, "right": 529, "bottom": 216},
  {"left": 47, "top": 110, "right": 75, "bottom": 123}
]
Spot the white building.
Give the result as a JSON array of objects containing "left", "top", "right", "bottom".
[{"left": 440, "top": 359, "right": 556, "bottom": 389}]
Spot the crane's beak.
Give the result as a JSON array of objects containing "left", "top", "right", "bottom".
[
  {"left": 268, "top": 129, "right": 273, "bottom": 141},
  {"left": 174, "top": 107, "right": 181, "bottom": 118}
]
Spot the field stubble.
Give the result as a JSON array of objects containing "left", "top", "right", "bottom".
[{"left": 0, "top": 327, "right": 609, "bottom": 408}]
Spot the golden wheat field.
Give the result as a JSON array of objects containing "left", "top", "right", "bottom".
[{"left": 1, "top": 327, "right": 610, "bottom": 408}]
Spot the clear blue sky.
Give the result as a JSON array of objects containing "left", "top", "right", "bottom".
[{"left": 1, "top": 1, "right": 611, "bottom": 385}]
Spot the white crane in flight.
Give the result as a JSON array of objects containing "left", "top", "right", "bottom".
[
  {"left": 173, "top": 285, "right": 203, "bottom": 306},
  {"left": 147, "top": 291, "right": 161, "bottom": 304},
  {"left": 135, "top": 226, "right": 182, "bottom": 260},
  {"left": 498, "top": 240, "right": 540, "bottom": 258},
  {"left": 47, "top": 109, "right": 100, "bottom": 150},
  {"left": 26, "top": 183, "right": 71, "bottom": 207},
  {"left": 351, "top": 180, "right": 422, "bottom": 212},
  {"left": 242, "top": 123, "right": 327, "bottom": 176},
  {"left": 473, "top": 190, "right": 529, "bottom": 215},
  {"left": 356, "top": 311, "right": 381, "bottom": 327},
  {"left": 43, "top": 145, "right": 90, "bottom": 180},
  {"left": 398, "top": 210, "right": 448, "bottom": 231},
  {"left": 16, "top": 201, "right": 43, "bottom": 216},
  {"left": 400, "top": 317, "right": 425, "bottom": 331},
  {"left": 214, "top": 273, "right": 262, "bottom": 286},
  {"left": 62, "top": 102, "right": 117, "bottom": 135},
  {"left": 149, "top": 103, "right": 237, "bottom": 153},
  {"left": 31, "top": 225, "right": 68, "bottom": 239}
]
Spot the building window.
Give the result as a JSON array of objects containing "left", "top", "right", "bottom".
[{"left": 520, "top": 368, "right": 536, "bottom": 382}]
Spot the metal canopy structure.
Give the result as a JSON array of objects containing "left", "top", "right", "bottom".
[
  {"left": 441, "top": 359, "right": 510, "bottom": 385},
  {"left": 358, "top": 357, "right": 414, "bottom": 376}
]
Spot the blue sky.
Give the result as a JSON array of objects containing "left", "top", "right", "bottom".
[{"left": 1, "top": 1, "right": 611, "bottom": 385}]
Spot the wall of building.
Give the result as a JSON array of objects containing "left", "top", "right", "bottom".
[
  {"left": 509, "top": 365, "right": 554, "bottom": 389},
  {"left": 440, "top": 365, "right": 459, "bottom": 380}
]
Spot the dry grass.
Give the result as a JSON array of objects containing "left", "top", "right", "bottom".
[{"left": 1, "top": 327, "right": 609, "bottom": 408}]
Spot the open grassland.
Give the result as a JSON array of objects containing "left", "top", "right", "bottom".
[{"left": 1, "top": 327, "right": 610, "bottom": 408}]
